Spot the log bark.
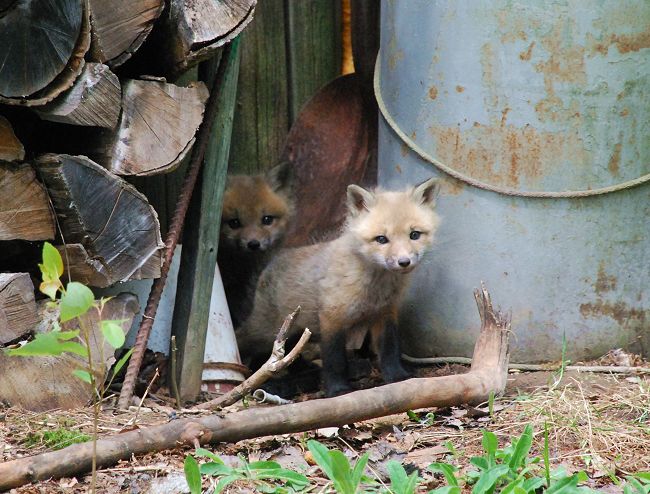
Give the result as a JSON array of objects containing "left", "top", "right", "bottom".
[
  {"left": 34, "top": 153, "right": 164, "bottom": 283},
  {"left": 0, "top": 115, "right": 25, "bottom": 161},
  {"left": 131, "top": 0, "right": 256, "bottom": 78},
  {"left": 0, "top": 163, "right": 55, "bottom": 241},
  {"left": 90, "top": 79, "right": 209, "bottom": 175},
  {"left": 0, "top": 293, "right": 139, "bottom": 412},
  {"left": 0, "top": 273, "right": 37, "bottom": 345},
  {"left": 0, "top": 284, "right": 510, "bottom": 489},
  {"left": 0, "top": 0, "right": 90, "bottom": 106},
  {"left": 88, "top": 0, "right": 164, "bottom": 67},
  {"left": 35, "top": 63, "right": 121, "bottom": 128},
  {"left": 57, "top": 244, "right": 162, "bottom": 288}
]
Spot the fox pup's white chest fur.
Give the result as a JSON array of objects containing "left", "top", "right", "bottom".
[{"left": 237, "top": 178, "right": 441, "bottom": 396}]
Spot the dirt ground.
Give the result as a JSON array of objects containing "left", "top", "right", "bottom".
[{"left": 1, "top": 361, "right": 648, "bottom": 493}]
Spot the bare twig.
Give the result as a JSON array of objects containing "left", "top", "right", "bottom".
[{"left": 193, "top": 307, "right": 311, "bottom": 410}]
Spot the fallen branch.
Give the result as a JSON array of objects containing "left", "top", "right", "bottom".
[
  {"left": 0, "top": 282, "right": 510, "bottom": 490},
  {"left": 193, "top": 306, "right": 311, "bottom": 410},
  {"left": 402, "top": 359, "right": 650, "bottom": 375}
]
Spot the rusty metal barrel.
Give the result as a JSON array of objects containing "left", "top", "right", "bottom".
[{"left": 378, "top": 1, "right": 650, "bottom": 361}]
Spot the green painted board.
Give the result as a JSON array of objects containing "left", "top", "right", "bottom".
[{"left": 170, "top": 41, "right": 241, "bottom": 401}]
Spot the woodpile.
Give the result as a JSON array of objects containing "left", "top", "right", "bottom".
[{"left": 0, "top": 0, "right": 256, "bottom": 409}]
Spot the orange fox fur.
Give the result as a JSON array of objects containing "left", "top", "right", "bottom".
[
  {"left": 218, "top": 162, "right": 294, "bottom": 327},
  {"left": 237, "top": 178, "right": 441, "bottom": 396}
]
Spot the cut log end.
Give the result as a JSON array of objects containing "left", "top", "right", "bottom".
[
  {"left": 91, "top": 80, "right": 209, "bottom": 175},
  {"left": 35, "top": 63, "right": 121, "bottom": 128},
  {"left": 0, "top": 273, "right": 37, "bottom": 345},
  {"left": 0, "top": 162, "right": 55, "bottom": 241}
]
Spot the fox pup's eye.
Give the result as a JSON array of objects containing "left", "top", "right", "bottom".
[
  {"left": 409, "top": 231, "right": 421, "bottom": 240},
  {"left": 227, "top": 218, "right": 241, "bottom": 229},
  {"left": 261, "top": 215, "right": 275, "bottom": 225},
  {"left": 375, "top": 235, "right": 389, "bottom": 244}
]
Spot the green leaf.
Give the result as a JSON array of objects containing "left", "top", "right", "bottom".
[
  {"left": 387, "top": 460, "right": 408, "bottom": 486},
  {"left": 42, "top": 242, "right": 64, "bottom": 277},
  {"left": 471, "top": 465, "right": 510, "bottom": 494},
  {"left": 427, "top": 487, "right": 461, "bottom": 494},
  {"left": 249, "top": 461, "right": 282, "bottom": 470},
  {"left": 256, "top": 469, "right": 310, "bottom": 487},
  {"left": 508, "top": 425, "right": 533, "bottom": 470},
  {"left": 546, "top": 475, "right": 579, "bottom": 494},
  {"left": 407, "top": 410, "right": 419, "bottom": 422},
  {"left": 481, "top": 429, "right": 498, "bottom": 468},
  {"left": 72, "top": 369, "right": 92, "bottom": 384},
  {"left": 200, "top": 462, "right": 232, "bottom": 476},
  {"left": 112, "top": 348, "right": 134, "bottom": 378},
  {"left": 523, "top": 476, "right": 546, "bottom": 492},
  {"left": 60, "top": 282, "right": 94, "bottom": 322},
  {"left": 184, "top": 455, "right": 202, "bottom": 494},
  {"left": 194, "top": 447, "right": 225, "bottom": 463},
  {"left": 214, "top": 474, "right": 243, "bottom": 493},
  {"left": 428, "top": 463, "right": 459, "bottom": 487},
  {"left": 101, "top": 320, "right": 125, "bottom": 348},
  {"left": 330, "top": 449, "right": 355, "bottom": 493},
  {"left": 307, "top": 440, "right": 335, "bottom": 481},
  {"left": 633, "top": 473, "right": 650, "bottom": 482},
  {"left": 350, "top": 452, "right": 369, "bottom": 490},
  {"left": 470, "top": 456, "right": 489, "bottom": 471},
  {"left": 6, "top": 330, "right": 87, "bottom": 358}
]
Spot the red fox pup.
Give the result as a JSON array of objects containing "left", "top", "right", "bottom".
[
  {"left": 237, "top": 178, "right": 441, "bottom": 396},
  {"left": 218, "top": 162, "right": 294, "bottom": 327}
]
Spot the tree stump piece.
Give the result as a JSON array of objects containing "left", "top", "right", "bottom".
[
  {"left": 35, "top": 154, "right": 163, "bottom": 283},
  {"left": 88, "top": 0, "right": 164, "bottom": 67},
  {"left": 57, "top": 244, "right": 162, "bottom": 287},
  {"left": 136, "top": 0, "right": 256, "bottom": 78},
  {"left": 0, "top": 116, "right": 25, "bottom": 161},
  {"left": 0, "top": 0, "right": 90, "bottom": 106},
  {"left": 35, "top": 63, "right": 121, "bottom": 128},
  {"left": 0, "top": 273, "right": 37, "bottom": 345},
  {"left": 91, "top": 79, "right": 209, "bottom": 175},
  {"left": 0, "top": 293, "right": 139, "bottom": 411},
  {"left": 0, "top": 163, "right": 55, "bottom": 241}
]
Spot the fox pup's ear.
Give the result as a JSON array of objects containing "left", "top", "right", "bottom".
[
  {"left": 266, "top": 161, "right": 293, "bottom": 194},
  {"left": 412, "top": 178, "right": 440, "bottom": 208},
  {"left": 347, "top": 184, "right": 376, "bottom": 215}
]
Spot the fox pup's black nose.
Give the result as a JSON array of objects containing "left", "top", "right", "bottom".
[
  {"left": 247, "top": 240, "right": 261, "bottom": 250},
  {"left": 398, "top": 258, "right": 411, "bottom": 267}
]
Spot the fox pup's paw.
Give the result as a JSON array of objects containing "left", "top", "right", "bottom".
[
  {"left": 324, "top": 381, "right": 353, "bottom": 398},
  {"left": 382, "top": 364, "right": 412, "bottom": 384}
]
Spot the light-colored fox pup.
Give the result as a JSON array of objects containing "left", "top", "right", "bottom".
[
  {"left": 237, "top": 178, "right": 441, "bottom": 396},
  {"left": 218, "top": 162, "right": 294, "bottom": 328}
]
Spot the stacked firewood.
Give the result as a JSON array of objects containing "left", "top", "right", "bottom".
[{"left": 0, "top": 0, "right": 255, "bottom": 409}]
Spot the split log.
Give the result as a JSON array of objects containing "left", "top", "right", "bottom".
[
  {"left": 131, "top": 0, "right": 256, "bottom": 78},
  {"left": 90, "top": 79, "right": 209, "bottom": 175},
  {"left": 35, "top": 63, "right": 121, "bottom": 128},
  {"left": 0, "top": 273, "right": 37, "bottom": 345},
  {"left": 0, "top": 293, "right": 139, "bottom": 412},
  {"left": 0, "top": 284, "right": 511, "bottom": 489},
  {"left": 56, "top": 244, "right": 162, "bottom": 288},
  {"left": 0, "top": 0, "right": 90, "bottom": 106},
  {"left": 88, "top": 0, "right": 164, "bottom": 68},
  {"left": 34, "top": 154, "right": 164, "bottom": 283},
  {"left": 0, "top": 163, "right": 55, "bottom": 241},
  {"left": 0, "top": 115, "right": 25, "bottom": 161}
]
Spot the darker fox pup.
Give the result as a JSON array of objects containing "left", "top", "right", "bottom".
[
  {"left": 218, "top": 162, "right": 294, "bottom": 327},
  {"left": 237, "top": 178, "right": 441, "bottom": 396}
]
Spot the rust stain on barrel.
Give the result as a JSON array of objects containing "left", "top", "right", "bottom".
[
  {"left": 608, "top": 142, "right": 622, "bottom": 176},
  {"left": 427, "top": 122, "right": 589, "bottom": 188},
  {"left": 428, "top": 86, "right": 438, "bottom": 100},
  {"left": 580, "top": 301, "right": 646, "bottom": 325}
]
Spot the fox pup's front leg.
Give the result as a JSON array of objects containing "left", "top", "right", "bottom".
[
  {"left": 320, "top": 314, "right": 353, "bottom": 397},
  {"left": 376, "top": 319, "right": 411, "bottom": 383}
]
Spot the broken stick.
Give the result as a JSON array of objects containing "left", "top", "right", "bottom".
[
  {"left": 0, "top": 283, "right": 510, "bottom": 490},
  {"left": 193, "top": 306, "right": 311, "bottom": 410}
]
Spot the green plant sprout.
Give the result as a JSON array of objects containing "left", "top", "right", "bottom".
[{"left": 5, "top": 242, "right": 132, "bottom": 494}]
